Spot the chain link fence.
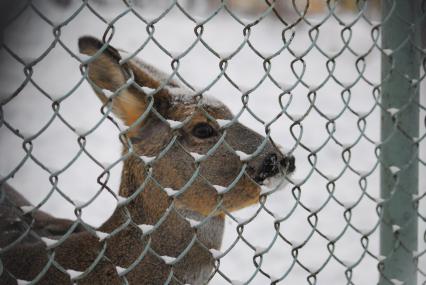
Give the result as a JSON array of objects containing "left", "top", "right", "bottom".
[{"left": 0, "top": 0, "right": 425, "bottom": 284}]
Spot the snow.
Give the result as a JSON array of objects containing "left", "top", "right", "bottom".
[
  {"left": 67, "top": 269, "right": 83, "bottom": 279},
  {"left": 140, "top": 155, "right": 155, "bottom": 164},
  {"left": 140, "top": 86, "right": 156, "bottom": 94},
  {"left": 216, "top": 119, "right": 232, "bottom": 128},
  {"left": 212, "top": 184, "right": 227, "bottom": 194},
  {"left": 138, "top": 224, "right": 154, "bottom": 234},
  {"left": 116, "top": 195, "right": 128, "bottom": 205},
  {"left": 163, "top": 187, "right": 178, "bottom": 196},
  {"left": 115, "top": 266, "right": 126, "bottom": 275},
  {"left": 186, "top": 217, "right": 201, "bottom": 228},
  {"left": 235, "top": 150, "right": 250, "bottom": 161},
  {"left": 209, "top": 248, "right": 223, "bottom": 259},
  {"left": 161, "top": 255, "right": 176, "bottom": 264},
  {"left": 0, "top": 2, "right": 425, "bottom": 285},
  {"left": 166, "top": 119, "right": 183, "bottom": 129},
  {"left": 95, "top": 230, "right": 109, "bottom": 241},
  {"left": 391, "top": 164, "right": 403, "bottom": 174},
  {"left": 41, "top": 237, "right": 58, "bottom": 248},
  {"left": 190, "top": 152, "right": 205, "bottom": 161},
  {"left": 20, "top": 205, "right": 35, "bottom": 214}
]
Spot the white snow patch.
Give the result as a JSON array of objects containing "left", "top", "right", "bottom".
[
  {"left": 190, "top": 152, "right": 205, "bottom": 161},
  {"left": 100, "top": 161, "right": 112, "bottom": 169},
  {"left": 231, "top": 280, "right": 245, "bottom": 285},
  {"left": 235, "top": 150, "right": 250, "bottom": 161},
  {"left": 216, "top": 119, "right": 231, "bottom": 128},
  {"left": 342, "top": 259, "right": 356, "bottom": 267},
  {"left": 96, "top": 231, "right": 109, "bottom": 241},
  {"left": 290, "top": 113, "right": 304, "bottom": 121},
  {"left": 140, "top": 155, "right": 156, "bottom": 164},
  {"left": 291, "top": 240, "right": 303, "bottom": 249},
  {"left": 41, "top": 237, "right": 58, "bottom": 248},
  {"left": 200, "top": 94, "right": 223, "bottom": 108},
  {"left": 102, "top": 88, "right": 115, "bottom": 98},
  {"left": 278, "top": 81, "right": 293, "bottom": 90},
  {"left": 263, "top": 175, "right": 287, "bottom": 190},
  {"left": 341, "top": 200, "right": 356, "bottom": 209},
  {"left": 387, "top": 108, "right": 399, "bottom": 116},
  {"left": 392, "top": 224, "right": 401, "bottom": 232},
  {"left": 79, "top": 53, "right": 92, "bottom": 61},
  {"left": 116, "top": 266, "right": 126, "bottom": 275},
  {"left": 67, "top": 269, "right": 83, "bottom": 279},
  {"left": 290, "top": 176, "right": 304, "bottom": 185},
  {"left": 138, "top": 224, "right": 154, "bottom": 233},
  {"left": 213, "top": 185, "right": 227, "bottom": 194},
  {"left": 389, "top": 166, "right": 400, "bottom": 174},
  {"left": 167, "top": 119, "right": 183, "bottom": 129},
  {"left": 164, "top": 187, "right": 178, "bottom": 196},
  {"left": 167, "top": 86, "right": 223, "bottom": 108},
  {"left": 116, "top": 195, "right": 128, "bottom": 205},
  {"left": 74, "top": 200, "right": 85, "bottom": 208},
  {"left": 383, "top": 49, "right": 393, "bottom": 56},
  {"left": 141, "top": 86, "right": 156, "bottom": 94},
  {"left": 74, "top": 126, "right": 89, "bottom": 136},
  {"left": 220, "top": 51, "right": 233, "bottom": 60},
  {"left": 20, "top": 205, "right": 35, "bottom": 214},
  {"left": 161, "top": 255, "right": 176, "bottom": 264},
  {"left": 254, "top": 246, "right": 267, "bottom": 255},
  {"left": 186, "top": 218, "right": 201, "bottom": 228},
  {"left": 390, "top": 278, "right": 404, "bottom": 285},
  {"left": 260, "top": 185, "right": 272, "bottom": 195},
  {"left": 375, "top": 197, "right": 386, "bottom": 204},
  {"left": 276, "top": 144, "right": 290, "bottom": 154},
  {"left": 324, "top": 173, "right": 338, "bottom": 180},
  {"left": 308, "top": 205, "right": 321, "bottom": 213},
  {"left": 309, "top": 84, "right": 319, "bottom": 92},
  {"left": 209, "top": 248, "right": 222, "bottom": 259},
  {"left": 193, "top": 16, "right": 205, "bottom": 24},
  {"left": 357, "top": 110, "right": 369, "bottom": 117},
  {"left": 325, "top": 233, "right": 338, "bottom": 241},
  {"left": 235, "top": 216, "right": 250, "bottom": 224},
  {"left": 358, "top": 170, "right": 369, "bottom": 177},
  {"left": 117, "top": 50, "right": 129, "bottom": 59},
  {"left": 16, "top": 279, "right": 30, "bottom": 285}
]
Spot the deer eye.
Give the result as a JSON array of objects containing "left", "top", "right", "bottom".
[{"left": 192, "top": 123, "right": 216, "bottom": 139}]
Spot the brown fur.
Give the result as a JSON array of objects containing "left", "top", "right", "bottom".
[{"left": 0, "top": 36, "right": 294, "bottom": 285}]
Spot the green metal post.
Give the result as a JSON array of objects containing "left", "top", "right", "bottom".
[{"left": 379, "top": 0, "right": 421, "bottom": 284}]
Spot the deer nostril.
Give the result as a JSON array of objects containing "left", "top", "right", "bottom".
[
  {"left": 281, "top": 155, "right": 296, "bottom": 173},
  {"left": 266, "top": 153, "right": 278, "bottom": 164}
]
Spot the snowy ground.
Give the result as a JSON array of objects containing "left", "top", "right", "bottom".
[{"left": 0, "top": 1, "right": 425, "bottom": 284}]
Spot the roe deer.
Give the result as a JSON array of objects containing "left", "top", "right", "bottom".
[{"left": 0, "top": 36, "right": 295, "bottom": 285}]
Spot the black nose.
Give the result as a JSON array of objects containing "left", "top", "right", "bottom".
[
  {"left": 281, "top": 155, "right": 295, "bottom": 173},
  {"left": 254, "top": 153, "right": 280, "bottom": 183}
]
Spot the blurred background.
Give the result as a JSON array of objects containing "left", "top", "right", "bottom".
[{"left": 0, "top": 1, "right": 424, "bottom": 284}]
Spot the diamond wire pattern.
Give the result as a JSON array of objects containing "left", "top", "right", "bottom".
[{"left": 0, "top": 0, "right": 425, "bottom": 284}]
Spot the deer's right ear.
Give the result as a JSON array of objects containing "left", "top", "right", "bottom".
[{"left": 79, "top": 36, "right": 169, "bottom": 128}]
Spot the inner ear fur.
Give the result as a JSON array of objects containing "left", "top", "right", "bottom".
[{"left": 78, "top": 36, "right": 171, "bottom": 127}]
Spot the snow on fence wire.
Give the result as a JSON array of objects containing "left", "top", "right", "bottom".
[{"left": 0, "top": 0, "right": 425, "bottom": 284}]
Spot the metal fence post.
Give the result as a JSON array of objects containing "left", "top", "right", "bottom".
[{"left": 379, "top": 0, "right": 421, "bottom": 284}]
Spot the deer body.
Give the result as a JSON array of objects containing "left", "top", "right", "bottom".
[{"left": 0, "top": 36, "right": 295, "bottom": 284}]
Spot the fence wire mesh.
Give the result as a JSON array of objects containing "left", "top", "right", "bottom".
[{"left": 0, "top": 0, "right": 425, "bottom": 284}]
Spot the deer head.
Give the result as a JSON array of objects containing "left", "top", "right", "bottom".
[{"left": 79, "top": 36, "right": 295, "bottom": 225}]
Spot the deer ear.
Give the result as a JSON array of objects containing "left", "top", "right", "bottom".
[{"left": 78, "top": 36, "right": 171, "bottom": 127}]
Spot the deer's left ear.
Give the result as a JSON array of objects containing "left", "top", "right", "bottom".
[{"left": 79, "top": 36, "right": 173, "bottom": 127}]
